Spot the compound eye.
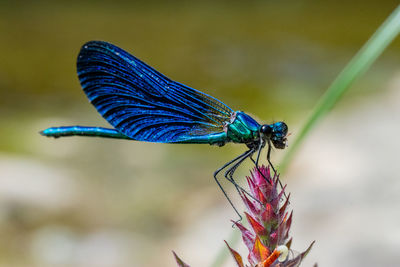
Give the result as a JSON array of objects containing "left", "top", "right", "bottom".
[
  {"left": 261, "top": 125, "right": 272, "bottom": 136},
  {"left": 280, "top": 122, "right": 288, "bottom": 135}
]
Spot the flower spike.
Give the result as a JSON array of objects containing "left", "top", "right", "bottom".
[
  {"left": 174, "top": 165, "right": 315, "bottom": 267},
  {"left": 226, "top": 165, "right": 314, "bottom": 267}
]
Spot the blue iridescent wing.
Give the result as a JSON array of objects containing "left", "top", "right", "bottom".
[{"left": 77, "top": 41, "right": 234, "bottom": 143}]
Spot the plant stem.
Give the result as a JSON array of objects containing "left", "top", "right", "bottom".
[{"left": 279, "top": 4, "right": 400, "bottom": 173}]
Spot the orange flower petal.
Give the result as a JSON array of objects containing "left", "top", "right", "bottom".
[{"left": 252, "top": 236, "right": 271, "bottom": 262}]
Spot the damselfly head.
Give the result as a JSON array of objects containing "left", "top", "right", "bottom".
[{"left": 269, "top": 121, "right": 288, "bottom": 149}]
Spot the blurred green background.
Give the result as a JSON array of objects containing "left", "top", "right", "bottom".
[{"left": 1, "top": 1, "right": 400, "bottom": 267}]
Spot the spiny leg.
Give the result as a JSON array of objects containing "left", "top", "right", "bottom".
[
  {"left": 266, "top": 140, "right": 276, "bottom": 173},
  {"left": 250, "top": 141, "right": 273, "bottom": 185},
  {"left": 223, "top": 150, "right": 259, "bottom": 223},
  {"left": 223, "top": 149, "right": 261, "bottom": 203},
  {"left": 255, "top": 140, "right": 264, "bottom": 167},
  {"left": 250, "top": 141, "right": 290, "bottom": 201},
  {"left": 213, "top": 149, "right": 253, "bottom": 221},
  {"left": 265, "top": 140, "right": 289, "bottom": 200},
  {"left": 250, "top": 155, "right": 289, "bottom": 202}
]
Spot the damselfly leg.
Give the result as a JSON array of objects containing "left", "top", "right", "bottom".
[
  {"left": 214, "top": 148, "right": 258, "bottom": 221},
  {"left": 223, "top": 149, "right": 260, "bottom": 202},
  {"left": 250, "top": 141, "right": 289, "bottom": 200},
  {"left": 249, "top": 141, "right": 273, "bottom": 185}
]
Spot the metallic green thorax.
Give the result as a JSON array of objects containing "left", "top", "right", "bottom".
[{"left": 226, "top": 111, "right": 260, "bottom": 144}]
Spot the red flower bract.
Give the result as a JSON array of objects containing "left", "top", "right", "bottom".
[{"left": 226, "top": 166, "right": 314, "bottom": 267}]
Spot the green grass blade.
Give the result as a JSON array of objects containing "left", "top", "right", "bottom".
[{"left": 279, "top": 4, "right": 400, "bottom": 173}]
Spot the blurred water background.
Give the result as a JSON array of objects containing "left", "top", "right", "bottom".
[{"left": 1, "top": 1, "right": 400, "bottom": 266}]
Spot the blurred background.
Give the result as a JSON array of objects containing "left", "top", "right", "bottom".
[{"left": 1, "top": 0, "right": 400, "bottom": 266}]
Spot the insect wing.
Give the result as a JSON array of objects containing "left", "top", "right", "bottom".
[{"left": 77, "top": 41, "right": 233, "bottom": 143}]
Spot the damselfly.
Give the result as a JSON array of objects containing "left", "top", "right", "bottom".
[{"left": 41, "top": 41, "right": 289, "bottom": 217}]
